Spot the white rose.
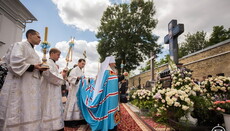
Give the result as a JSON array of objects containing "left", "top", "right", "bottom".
[
  {"left": 176, "top": 82, "right": 180, "bottom": 86},
  {"left": 166, "top": 97, "right": 170, "bottom": 101},
  {"left": 172, "top": 97, "right": 177, "bottom": 102},
  {"left": 167, "top": 99, "right": 174, "bottom": 106},
  {"left": 175, "top": 94, "right": 179, "bottom": 97},
  {"left": 182, "top": 105, "right": 189, "bottom": 111},
  {"left": 185, "top": 89, "right": 190, "bottom": 93},
  {"left": 161, "top": 99, "right": 165, "bottom": 103},
  {"left": 204, "top": 89, "right": 207, "bottom": 92},
  {"left": 167, "top": 88, "right": 170, "bottom": 92},
  {"left": 159, "top": 90, "right": 164, "bottom": 94},
  {"left": 180, "top": 96, "right": 185, "bottom": 100},
  {"left": 221, "top": 87, "right": 226, "bottom": 92},
  {"left": 190, "top": 102, "right": 194, "bottom": 107},
  {"left": 191, "top": 91, "right": 196, "bottom": 96},
  {"left": 185, "top": 98, "right": 190, "bottom": 103},
  {"left": 174, "top": 102, "right": 181, "bottom": 107}
]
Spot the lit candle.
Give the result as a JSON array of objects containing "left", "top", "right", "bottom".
[{"left": 44, "top": 27, "right": 48, "bottom": 42}]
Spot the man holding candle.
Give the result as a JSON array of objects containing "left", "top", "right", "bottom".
[
  {"left": 0, "top": 29, "right": 46, "bottom": 131},
  {"left": 41, "top": 48, "right": 67, "bottom": 131}
]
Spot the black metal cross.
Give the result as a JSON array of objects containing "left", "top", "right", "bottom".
[{"left": 164, "top": 20, "right": 184, "bottom": 64}]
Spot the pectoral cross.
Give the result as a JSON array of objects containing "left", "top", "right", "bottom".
[{"left": 164, "top": 20, "right": 184, "bottom": 64}]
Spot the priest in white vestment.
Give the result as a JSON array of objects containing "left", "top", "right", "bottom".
[
  {"left": 0, "top": 29, "right": 46, "bottom": 131},
  {"left": 64, "top": 59, "right": 86, "bottom": 122},
  {"left": 41, "top": 48, "right": 67, "bottom": 131}
]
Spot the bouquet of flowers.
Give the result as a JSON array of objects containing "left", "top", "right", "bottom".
[
  {"left": 152, "top": 68, "right": 202, "bottom": 121},
  {"left": 131, "top": 89, "right": 154, "bottom": 109},
  {"left": 191, "top": 76, "right": 230, "bottom": 126},
  {"left": 201, "top": 76, "right": 230, "bottom": 100},
  {"left": 213, "top": 100, "right": 230, "bottom": 114}
]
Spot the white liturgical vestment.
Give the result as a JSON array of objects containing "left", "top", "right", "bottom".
[
  {"left": 64, "top": 66, "right": 84, "bottom": 121},
  {"left": 0, "top": 41, "right": 42, "bottom": 131},
  {"left": 41, "top": 59, "right": 65, "bottom": 130}
]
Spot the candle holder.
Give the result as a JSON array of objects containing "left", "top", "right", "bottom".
[
  {"left": 40, "top": 27, "right": 50, "bottom": 69},
  {"left": 41, "top": 41, "right": 50, "bottom": 69}
]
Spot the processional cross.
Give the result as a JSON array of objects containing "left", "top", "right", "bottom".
[
  {"left": 83, "top": 50, "right": 87, "bottom": 59},
  {"left": 66, "top": 37, "right": 75, "bottom": 68},
  {"left": 164, "top": 20, "right": 184, "bottom": 64}
]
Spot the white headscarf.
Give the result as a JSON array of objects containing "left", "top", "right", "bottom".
[{"left": 92, "top": 56, "right": 115, "bottom": 100}]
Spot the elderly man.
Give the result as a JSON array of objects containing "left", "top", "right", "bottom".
[{"left": 78, "top": 56, "right": 128, "bottom": 131}]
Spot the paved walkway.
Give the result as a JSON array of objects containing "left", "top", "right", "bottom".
[{"left": 64, "top": 103, "right": 170, "bottom": 131}]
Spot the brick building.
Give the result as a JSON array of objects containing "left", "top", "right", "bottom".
[{"left": 129, "top": 39, "right": 230, "bottom": 88}]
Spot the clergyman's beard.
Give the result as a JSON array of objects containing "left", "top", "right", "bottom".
[{"left": 111, "top": 66, "right": 118, "bottom": 74}]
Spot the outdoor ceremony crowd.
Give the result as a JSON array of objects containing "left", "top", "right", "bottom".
[{"left": 0, "top": 29, "right": 129, "bottom": 131}]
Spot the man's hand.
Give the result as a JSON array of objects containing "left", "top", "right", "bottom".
[
  {"left": 123, "top": 72, "right": 129, "bottom": 76},
  {"left": 34, "top": 63, "right": 48, "bottom": 71},
  {"left": 61, "top": 69, "right": 67, "bottom": 78}
]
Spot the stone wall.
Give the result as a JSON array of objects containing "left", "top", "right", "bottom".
[{"left": 129, "top": 39, "right": 230, "bottom": 88}]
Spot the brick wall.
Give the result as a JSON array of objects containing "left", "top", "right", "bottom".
[{"left": 129, "top": 39, "right": 230, "bottom": 88}]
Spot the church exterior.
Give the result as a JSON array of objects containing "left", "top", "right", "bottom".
[{"left": 0, "top": 0, "right": 37, "bottom": 57}]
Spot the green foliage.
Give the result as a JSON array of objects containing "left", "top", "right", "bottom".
[
  {"left": 139, "top": 55, "right": 169, "bottom": 72},
  {"left": 208, "top": 25, "right": 230, "bottom": 46},
  {"left": 178, "top": 31, "right": 208, "bottom": 58},
  {"left": 130, "top": 99, "right": 154, "bottom": 110},
  {"left": 139, "top": 61, "right": 150, "bottom": 72},
  {"left": 96, "top": 0, "right": 161, "bottom": 73},
  {"left": 192, "top": 96, "right": 224, "bottom": 126},
  {"left": 156, "top": 55, "right": 169, "bottom": 66},
  {"left": 179, "top": 25, "right": 230, "bottom": 58}
]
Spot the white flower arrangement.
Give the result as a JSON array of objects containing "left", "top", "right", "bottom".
[
  {"left": 152, "top": 67, "right": 202, "bottom": 119},
  {"left": 131, "top": 89, "right": 155, "bottom": 110},
  {"left": 132, "top": 89, "right": 153, "bottom": 100},
  {"left": 200, "top": 76, "right": 230, "bottom": 100}
]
